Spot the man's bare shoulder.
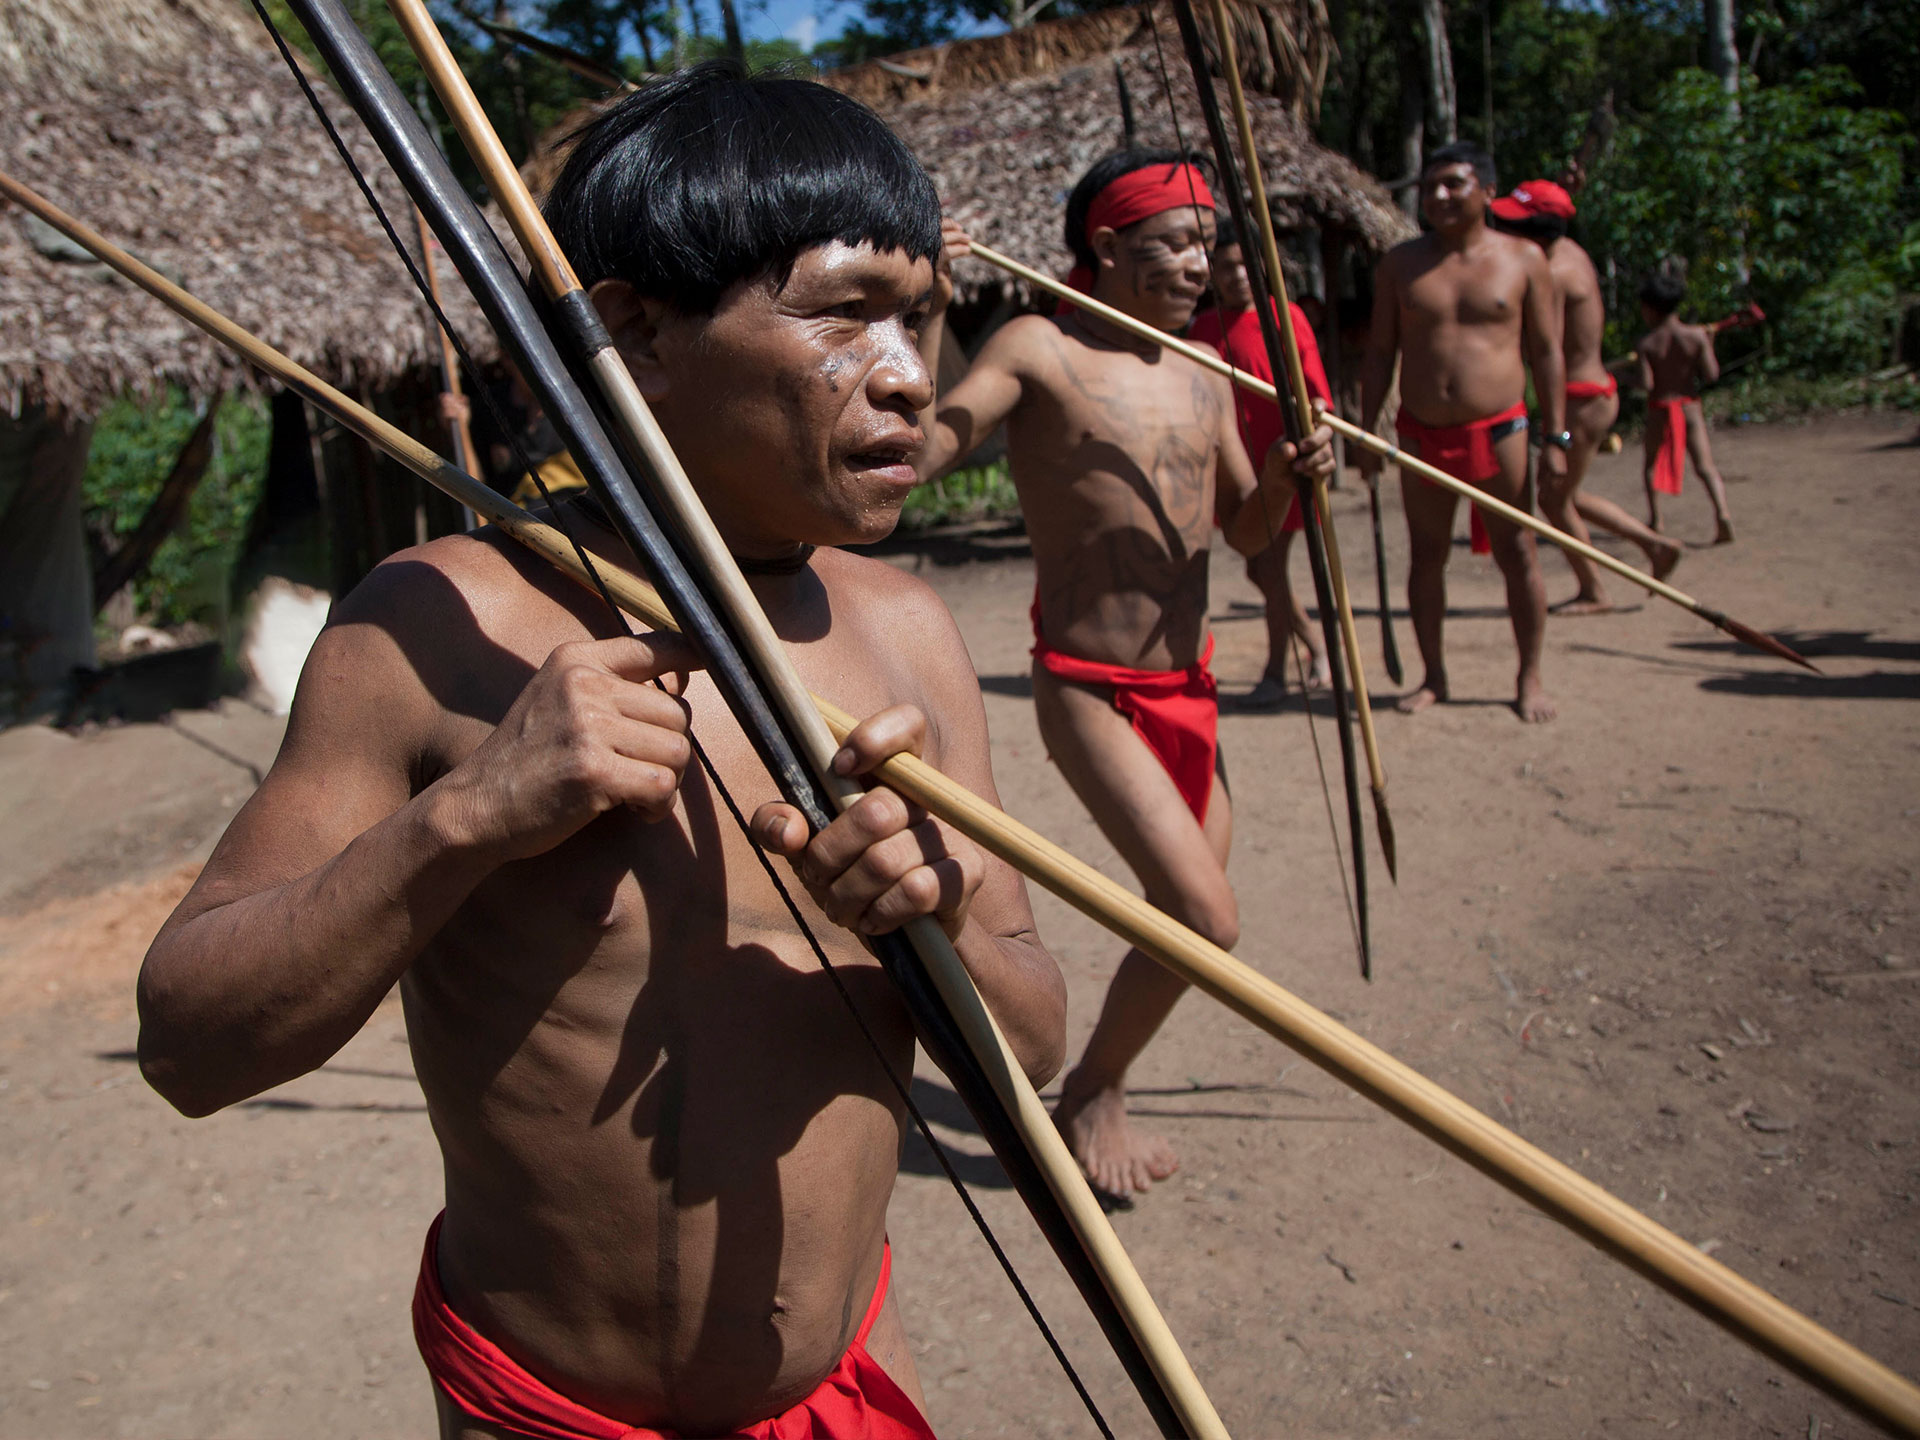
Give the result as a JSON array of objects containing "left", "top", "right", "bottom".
[
  {"left": 981, "top": 312, "right": 1068, "bottom": 367},
  {"left": 1381, "top": 233, "right": 1439, "bottom": 275},
  {"left": 1549, "top": 237, "right": 1599, "bottom": 284},
  {"left": 814, "top": 548, "right": 981, "bottom": 760}
]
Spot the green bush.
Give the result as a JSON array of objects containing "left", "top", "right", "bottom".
[
  {"left": 82, "top": 389, "right": 271, "bottom": 630},
  {"left": 1578, "top": 68, "right": 1912, "bottom": 375},
  {"left": 898, "top": 458, "right": 1020, "bottom": 530}
]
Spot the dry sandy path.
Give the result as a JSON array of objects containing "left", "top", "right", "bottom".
[{"left": 0, "top": 412, "right": 1914, "bottom": 1437}]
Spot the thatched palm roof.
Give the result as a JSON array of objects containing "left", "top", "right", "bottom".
[
  {"left": 826, "top": 3, "right": 1412, "bottom": 306},
  {"left": 0, "top": 0, "right": 489, "bottom": 419}
]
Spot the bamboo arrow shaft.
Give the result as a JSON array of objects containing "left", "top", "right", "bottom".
[
  {"left": 12, "top": 172, "right": 1904, "bottom": 1434},
  {"left": 966, "top": 241, "right": 1811, "bottom": 669},
  {"left": 379, "top": 7, "right": 1226, "bottom": 1433}
]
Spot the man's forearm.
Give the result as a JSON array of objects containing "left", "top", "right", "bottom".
[
  {"left": 138, "top": 786, "right": 498, "bottom": 1116},
  {"left": 950, "top": 921, "right": 1065, "bottom": 1086},
  {"left": 1533, "top": 344, "right": 1567, "bottom": 434}
]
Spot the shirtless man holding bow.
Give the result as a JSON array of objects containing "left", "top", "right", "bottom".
[
  {"left": 915, "top": 149, "right": 1335, "bottom": 1199},
  {"left": 1359, "top": 143, "right": 1565, "bottom": 722},
  {"left": 138, "top": 65, "right": 1065, "bottom": 1440}
]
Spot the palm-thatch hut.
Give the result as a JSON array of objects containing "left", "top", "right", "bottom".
[
  {"left": 0, "top": 0, "right": 488, "bottom": 717},
  {"left": 826, "top": 1, "right": 1412, "bottom": 313}
]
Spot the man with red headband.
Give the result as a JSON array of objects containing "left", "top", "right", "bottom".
[
  {"left": 1490, "top": 180, "right": 1682, "bottom": 612},
  {"left": 914, "top": 149, "right": 1336, "bottom": 1200},
  {"left": 1358, "top": 142, "right": 1564, "bottom": 723}
]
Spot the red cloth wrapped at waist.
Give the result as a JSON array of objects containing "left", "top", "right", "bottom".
[
  {"left": 1031, "top": 601, "right": 1219, "bottom": 823},
  {"left": 1395, "top": 400, "right": 1529, "bottom": 555},
  {"left": 413, "top": 1214, "right": 933, "bottom": 1440},
  {"left": 1649, "top": 397, "right": 1693, "bottom": 496},
  {"left": 1565, "top": 376, "right": 1618, "bottom": 402}
]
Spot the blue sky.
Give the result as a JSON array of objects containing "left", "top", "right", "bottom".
[{"left": 742, "top": 0, "right": 1006, "bottom": 53}]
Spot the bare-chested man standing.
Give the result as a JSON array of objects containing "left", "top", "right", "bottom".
[
  {"left": 914, "top": 150, "right": 1335, "bottom": 1200},
  {"left": 1490, "top": 180, "right": 1682, "bottom": 613},
  {"left": 138, "top": 66, "right": 1065, "bottom": 1440},
  {"left": 1636, "top": 269, "right": 1736, "bottom": 543},
  {"left": 1358, "top": 143, "right": 1565, "bottom": 722}
]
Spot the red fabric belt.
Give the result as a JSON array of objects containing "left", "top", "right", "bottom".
[
  {"left": 1396, "top": 400, "right": 1529, "bottom": 555},
  {"left": 412, "top": 1215, "right": 933, "bottom": 1440},
  {"left": 1030, "top": 602, "right": 1219, "bottom": 824},
  {"left": 1565, "top": 376, "right": 1618, "bottom": 402},
  {"left": 1650, "top": 397, "right": 1693, "bottom": 496}
]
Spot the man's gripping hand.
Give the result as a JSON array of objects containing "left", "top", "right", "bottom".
[
  {"left": 751, "top": 704, "right": 986, "bottom": 942},
  {"left": 437, "top": 633, "right": 701, "bottom": 863},
  {"left": 1260, "top": 414, "right": 1339, "bottom": 500}
]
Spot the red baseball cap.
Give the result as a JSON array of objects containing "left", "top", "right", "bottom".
[{"left": 1490, "top": 179, "right": 1575, "bottom": 221}]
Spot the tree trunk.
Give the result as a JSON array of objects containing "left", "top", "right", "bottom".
[
  {"left": 1420, "top": 0, "right": 1458, "bottom": 143},
  {"left": 92, "top": 399, "right": 223, "bottom": 613},
  {"left": 1480, "top": 0, "right": 1493, "bottom": 144},
  {"left": 1704, "top": 0, "right": 1738, "bottom": 94},
  {"left": 493, "top": 2, "right": 533, "bottom": 155},
  {"left": 1394, "top": 1, "right": 1427, "bottom": 218},
  {"left": 717, "top": 0, "right": 743, "bottom": 61}
]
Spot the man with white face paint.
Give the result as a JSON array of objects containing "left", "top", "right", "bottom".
[
  {"left": 915, "top": 149, "right": 1336, "bottom": 1203},
  {"left": 137, "top": 62, "right": 1070, "bottom": 1440}
]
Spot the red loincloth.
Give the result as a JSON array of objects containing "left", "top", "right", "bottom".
[
  {"left": 1565, "top": 376, "right": 1618, "bottom": 402},
  {"left": 413, "top": 1215, "right": 934, "bottom": 1440},
  {"left": 1394, "top": 400, "right": 1529, "bottom": 556},
  {"left": 1649, "top": 397, "right": 1693, "bottom": 496},
  {"left": 1031, "top": 603, "right": 1219, "bottom": 823},
  {"left": 1189, "top": 300, "right": 1332, "bottom": 535}
]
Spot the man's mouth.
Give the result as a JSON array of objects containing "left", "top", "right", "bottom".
[{"left": 846, "top": 436, "right": 922, "bottom": 486}]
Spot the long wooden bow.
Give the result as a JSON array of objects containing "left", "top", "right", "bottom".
[
  {"left": 8, "top": 163, "right": 1916, "bottom": 1437},
  {"left": 1177, "top": 0, "right": 1400, "bottom": 901}
]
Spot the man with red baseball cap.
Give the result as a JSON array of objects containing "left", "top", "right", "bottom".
[
  {"left": 1358, "top": 142, "right": 1565, "bottom": 723},
  {"left": 913, "top": 150, "right": 1336, "bottom": 1202},
  {"left": 1491, "top": 180, "right": 1682, "bottom": 611}
]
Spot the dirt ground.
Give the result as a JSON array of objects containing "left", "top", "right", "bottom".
[{"left": 1, "top": 411, "right": 1915, "bottom": 1439}]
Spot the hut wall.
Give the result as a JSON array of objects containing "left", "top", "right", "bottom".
[{"left": 0, "top": 407, "right": 96, "bottom": 718}]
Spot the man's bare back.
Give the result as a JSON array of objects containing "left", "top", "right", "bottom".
[
  {"left": 1550, "top": 237, "right": 1610, "bottom": 389},
  {"left": 1639, "top": 313, "right": 1718, "bottom": 399}
]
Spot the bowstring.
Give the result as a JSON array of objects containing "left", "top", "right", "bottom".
[
  {"left": 251, "top": 9, "right": 1112, "bottom": 1432},
  {"left": 1143, "top": 7, "right": 1356, "bottom": 939}
]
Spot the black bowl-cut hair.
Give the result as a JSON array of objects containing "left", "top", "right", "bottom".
[
  {"left": 1639, "top": 269, "right": 1687, "bottom": 315},
  {"left": 543, "top": 60, "right": 942, "bottom": 314},
  {"left": 1422, "top": 140, "right": 1497, "bottom": 191},
  {"left": 1064, "top": 147, "right": 1215, "bottom": 270}
]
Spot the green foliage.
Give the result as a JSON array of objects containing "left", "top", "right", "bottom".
[
  {"left": 82, "top": 391, "right": 272, "bottom": 629},
  {"left": 898, "top": 459, "right": 1020, "bottom": 530},
  {"left": 1577, "top": 68, "right": 1911, "bottom": 373}
]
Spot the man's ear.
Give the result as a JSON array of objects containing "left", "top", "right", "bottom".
[
  {"left": 1089, "top": 225, "right": 1121, "bottom": 272},
  {"left": 590, "top": 279, "right": 673, "bottom": 402}
]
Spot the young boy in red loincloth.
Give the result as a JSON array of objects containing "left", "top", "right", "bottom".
[{"left": 1636, "top": 269, "right": 1736, "bottom": 544}]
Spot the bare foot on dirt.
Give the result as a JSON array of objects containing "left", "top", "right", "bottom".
[
  {"left": 1515, "top": 671, "right": 1558, "bottom": 724},
  {"left": 1714, "top": 519, "right": 1736, "bottom": 545},
  {"left": 1303, "top": 651, "right": 1332, "bottom": 691},
  {"left": 1651, "top": 540, "right": 1683, "bottom": 581},
  {"left": 1551, "top": 594, "right": 1614, "bottom": 617},
  {"left": 1053, "top": 1077, "right": 1178, "bottom": 1199},
  {"left": 1243, "top": 674, "right": 1289, "bottom": 710},
  {"left": 1396, "top": 681, "right": 1447, "bottom": 715}
]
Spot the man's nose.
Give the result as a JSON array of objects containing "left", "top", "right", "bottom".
[{"left": 868, "top": 322, "right": 934, "bottom": 412}]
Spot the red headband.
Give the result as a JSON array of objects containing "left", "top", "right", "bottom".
[{"left": 1086, "top": 163, "right": 1216, "bottom": 239}]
